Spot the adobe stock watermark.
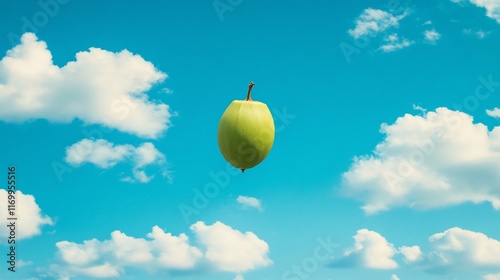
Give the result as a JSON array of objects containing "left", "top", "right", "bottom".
[
  {"left": 383, "top": 74, "right": 500, "bottom": 187},
  {"left": 339, "top": 0, "right": 406, "bottom": 63},
  {"left": 51, "top": 96, "right": 139, "bottom": 183},
  {"left": 213, "top": 0, "right": 242, "bottom": 22},
  {"left": 281, "top": 235, "right": 337, "bottom": 280},
  {"left": 178, "top": 106, "right": 296, "bottom": 224},
  {"left": 6, "top": 0, "right": 70, "bottom": 47}
]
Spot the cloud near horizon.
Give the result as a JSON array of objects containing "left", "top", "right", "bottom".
[
  {"left": 331, "top": 227, "right": 500, "bottom": 278},
  {"left": 51, "top": 221, "right": 272, "bottom": 279}
]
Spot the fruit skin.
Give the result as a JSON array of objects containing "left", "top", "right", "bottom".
[{"left": 218, "top": 99, "right": 275, "bottom": 171}]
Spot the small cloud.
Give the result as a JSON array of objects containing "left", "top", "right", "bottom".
[
  {"left": 161, "top": 88, "right": 173, "bottom": 95},
  {"left": 18, "top": 260, "right": 33, "bottom": 268},
  {"left": 234, "top": 274, "right": 245, "bottom": 280},
  {"left": 65, "top": 139, "right": 167, "bottom": 183},
  {"left": 329, "top": 229, "right": 398, "bottom": 269},
  {"left": 379, "top": 34, "right": 414, "bottom": 52},
  {"left": 412, "top": 104, "right": 427, "bottom": 113},
  {"left": 423, "top": 20, "right": 432, "bottom": 25},
  {"left": 348, "top": 8, "right": 408, "bottom": 39},
  {"left": 237, "top": 195, "right": 263, "bottom": 211},
  {"left": 486, "top": 108, "right": 500, "bottom": 118},
  {"left": 399, "top": 245, "right": 422, "bottom": 262},
  {"left": 162, "top": 169, "right": 174, "bottom": 184},
  {"left": 463, "top": 28, "right": 491, "bottom": 39},
  {"left": 424, "top": 29, "right": 441, "bottom": 43},
  {"left": 391, "top": 274, "right": 401, "bottom": 280}
]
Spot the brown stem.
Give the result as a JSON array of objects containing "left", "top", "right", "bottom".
[{"left": 246, "top": 82, "right": 255, "bottom": 101}]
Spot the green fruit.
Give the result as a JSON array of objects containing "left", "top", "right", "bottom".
[{"left": 218, "top": 82, "right": 275, "bottom": 172}]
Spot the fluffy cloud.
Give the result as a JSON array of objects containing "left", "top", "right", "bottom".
[
  {"left": 424, "top": 29, "right": 441, "bottom": 43},
  {"left": 237, "top": 195, "right": 263, "bottom": 211},
  {"left": 399, "top": 245, "right": 422, "bottom": 262},
  {"left": 0, "top": 190, "right": 53, "bottom": 240},
  {"left": 65, "top": 139, "right": 166, "bottom": 183},
  {"left": 53, "top": 222, "right": 271, "bottom": 279},
  {"left": 331, "top": 227, "right": 500, "bottom": 278},
  {"left": 341, "top": 107, "right": 500, "bottom": 214},
  {"left": 55, "top": 226, "right": 202, "bottom": 278},
  {"left": 487, "top": 108, "right": 500, "bottom": 118},
  {"left": 379, "top": 33, "right": 414, "bottom": 52},
  {"left": 0, "top": 33, "right": 172, "bottom": 138},
  {"left": 391, "top": 274, "right": 400, "bottom": 280},
  {"left": 452, "top": 0, "right": 500, "bottom": 23},
  {"left": 406, "top": 228, "right": 500, "bottom": 277},
  {"left": 191, "top": 221, "right": 272, "bottom": 273},
  {"left": 348, "top": 8, "right": 408, "bottom": 39},
  {"left": 330, "top": 229, "right": 398, "bottom": 269}
]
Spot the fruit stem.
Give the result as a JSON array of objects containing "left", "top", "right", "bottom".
[{"left": 246, "top": 82, "right": 255, "bottom": 101}]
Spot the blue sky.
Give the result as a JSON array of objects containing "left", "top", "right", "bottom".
[{"left": 1, "top": 0, "right": 500, "bottom": 279}]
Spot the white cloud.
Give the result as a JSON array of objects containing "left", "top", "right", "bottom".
[
  {"left": 487, "top": 108, "right": 500, "bottom": 117},
  {"left": 161, "top": 88, "right": 173, "bottom": 94},
  {"left": 391, "top": 274, "right": 401, "bottom": 280},
  {"left": 427, "top": 227, "right": 500, "bottom": 268},
  {"left": 467, "top": 0, "right": 500, "bottom": 23},
  {"left": 0, "top": 33, "right": 172, "bottom": 138},
  {"left": 55, "top": 226, "right": 202, "bottom": 278},
  {"left": 0, "top": 190, "right": 53, "bottom": 240},
  {"left": 452, "top": 0, "right": 500, "bottom": 23},
  {"left": 147, "top": 225, "right": 202, "bottom": 269},
  {"left": 341, "top": 107, "right": 500, "bottom": 214},
  {"left": 379, "top": 34, "right": 414, "bottom": 52},
  {"left": 18, "top": 260, "right": 33, "bottom": 268},
  {"left": 423, "top": 20, "right": 432, "bottom": 25},
  {"left": 348, "top": 8, "right": 408, "bottom": 39},
  {"left": 399, "top": 245, "right": 422, "bottom": 262},
  {"left": 134, "top": 142, "right": 165, "bottom": 168},
  {"left": 68, "top": 263, "right": 120, "bottom": 278},
  {"left": 191, "top": 221, "right": 272, "bottom": 273},
  {"left": 65, "top": 139, "right": 132, "bottom": 168},
  {"left": 53, "top": 222, "right": 270, "bottom": 279},
  {"left": 485, "top": 274, "right": 500, "bottom": 280},
  {"left": 408, "top": 227, "right": 500, "bottom": 275},
  {"left": 65, "top": 139, "right": 166, "bottom": 183},
  {"left": 424, "top": 29, "right": 441, "bottom": 43},
  {"left": 463, "top": 28, "right": 491, "bottom": 38},
  {"left": 412, "top": 104, "right": 427, "bottom": 113},
  {"left": 331, "top": 229, "right": 398, "bottom": 269},
  {"left": 237, "top": 195, "right": 263, "bottom": 211},
  {"left": 234, "top": 274, "right": 245, "bottom": 280}
]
